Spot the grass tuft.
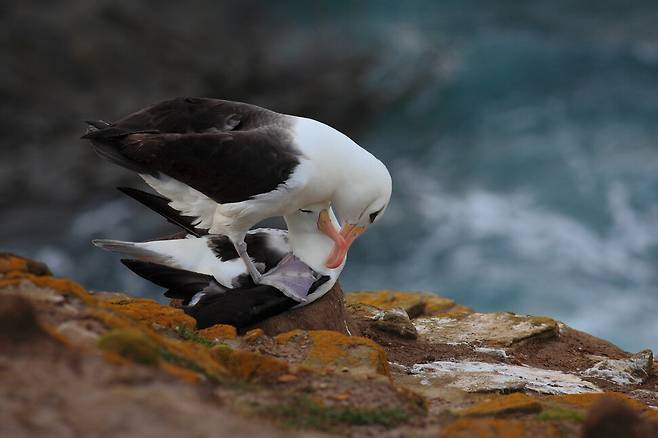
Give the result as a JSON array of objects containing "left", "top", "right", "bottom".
[
  {"left": 175, "top": 326, "right": 215, "bottom": 347},
  {"left": 536, "top": 406, "right": 584, "bottom": 422},
  {"left": 265, "top": 395, "right": 408, "bottom": 430},
  {"left": 98, "top": 329, "right": 159, "bottom": 366}
]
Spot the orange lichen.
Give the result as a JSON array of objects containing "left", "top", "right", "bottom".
[
  {"left": 442, "top": 418, "right": 524, "bottom": 438},
  {"left": 427, "top": 303, "right": 473, "bottom": 317},
  {"left": 212, "top": 346, "right": 290, "bottom": 382},
  {"left": 197, "top": 324, "right": 237, "bottom": 341},
  {"left": 0, "top": 273, "right": 95, "bottom": 303},
  {"left": 0, "top": 255, "right": 28, "bottom": 274},
  {"left": 545, "top": 392, "right": 651, "bottom": 415},
  {"left": 347, "top": 290, "right": 463, "bottom": 318},
  {"left": 306, "top": 330, "right": 391, "bottom": 379},
  {"left": 460, "top": 393, "right": 542, "bottom": 417},
  {"left": 274, "top": 329, "right": 303, "bottom": 344},
  {"left": 99, "top": 298, "right": 196, "bottom": 330},
  {"left": 90, "top": 303, "right": 228, "bottom": 380},
  {"left": 97, "top": 329, "right": 160, "bottom": 366},
  {"left": 243, "top": 328, "right": 265, "bottom": 343},
  {"left": 159, "top": 362, "right": 201, "bottom": 383}
]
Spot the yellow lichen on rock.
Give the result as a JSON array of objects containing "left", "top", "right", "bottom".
[
  {"left": 441, "top": 417, "right": 567, "bottom": 438},
  {"left": 212, "top": 345, "right": 291, "bottom": 382},
  {"left": 347, "top": 290, "right": 468, "bottom": 318},
  {"left": 99, "top": 298, "right": 196, "bottom": 330},
  {"left": 0, "top": 272, "right": 93, "bottom": 303},
  {"left": 304, "top": 330, "right": 390, "bottom": 378},
  {"left": 159, "top": 361, "right": 202, "bottom": 383},
  {"left": 243, "top": 328, "right": 266, "bottom": 343},
  {"left": 0, "top": 255, "right": 28, "bottom": 274},
  {"left": 274, "top": 329, "right": 303, "bottom": 344},
  {"left": 197, "top": 324, "right": 237, "bottom": 341},
  {"left": 545, "top": 392, "right": 651, "bottom": 414},
  {"left": 460, "top": 393, "right": 542, "bottom": 417},
  {"left": 98, "top": 329, "right": 160, "bottom": 366}
]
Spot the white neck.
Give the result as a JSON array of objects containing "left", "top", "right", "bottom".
[{"left": 283, "top": 210, "right": 343, "bottom": 274}]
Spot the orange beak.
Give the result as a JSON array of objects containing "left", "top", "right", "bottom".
[{"left": 317, "top": 209, "right": 365, "bottom": 269}]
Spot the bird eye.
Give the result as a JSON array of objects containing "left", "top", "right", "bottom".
[
  {"left": 369, "top": 209, "right": 382, "bottom": 223},
  {"left": 299, "top": 209, "right": 312, "bottom": 213}
]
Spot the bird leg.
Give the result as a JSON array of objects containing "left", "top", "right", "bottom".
[{"left": 234, "top": 240, "right": 262, "bottom": 284}]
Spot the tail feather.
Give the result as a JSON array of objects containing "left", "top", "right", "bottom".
[
  {"left": 117, "top": 187, "right": 205, "bottom": 237},
  {"left": 118, "top": 259, "right": 297, "bottom": 329},
  {"left": 120, "top": 259, "right": 220, "bottom": 299},
  {"left": 92, "top": 239, "right": 171, "bottom": 265}
]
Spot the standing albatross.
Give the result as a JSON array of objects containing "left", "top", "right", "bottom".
[{"left": 82, "top": 97, "right": 392, "bottom": 283}]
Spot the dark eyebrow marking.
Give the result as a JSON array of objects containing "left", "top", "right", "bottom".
[
  {"left": 369, "top": 209, "right": 382, "bottom": 223},
  {"left": 299, "top": 209, "right": 312, "bottom": 213}
]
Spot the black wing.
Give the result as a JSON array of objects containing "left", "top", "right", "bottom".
[
  {"left": 120, "top": 258, "right": 297, "bottom": 329},
  {"left": 83, "top": 97, "right": 301, "bottom": 204},
  {"left": 117, "top": 187, "right": 206, "bottom": 237},
  {"left": 186, "top": 285, "right": 297, "bottom": 329}
]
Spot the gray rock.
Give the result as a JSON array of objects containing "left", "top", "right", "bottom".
[
  {"left": 372, "top": 307, "right": 418, "bottom": 339},
  {"left": 582, "top": 349, "right": 653, "bottom": 385},
  {"left": 403, "top": 360, "right": 602, "bottom": 395},
  {"left": 414, "top": 312, "right": 558, "bottom": 346}
]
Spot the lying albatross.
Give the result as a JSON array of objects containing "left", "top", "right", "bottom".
[
  {"left": 93, "top": 188, "right": 345, "bottom": 328},
  {"left": 82, "top": 97, "right": 392, "bottom": 284}
]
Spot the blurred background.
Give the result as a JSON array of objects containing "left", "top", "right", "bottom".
[{"left": 3, "top": 1, "right": 657, "bottom": 352}]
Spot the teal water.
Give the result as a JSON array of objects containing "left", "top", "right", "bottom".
[{"left": 333, "top": 1, "right": 658, "bottom": 352}]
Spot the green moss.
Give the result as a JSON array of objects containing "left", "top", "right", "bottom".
[
  {"left": 175, "top": 326, "right": 215, "bottom": 347},
  {"left": 536, "top": 406, "right": 584, "bottom": 422},
  {"left": 98, "top": 329, "right": 159, "bottom": 366},
  {"left": 265, "top": 395, "right": 408, "bottom": 430},
  {"left": 159, "top": 349, "right": 206, "bottom": 374}
]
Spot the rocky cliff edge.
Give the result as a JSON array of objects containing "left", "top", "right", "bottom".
[{"left": 1, "top": 253, "right": 656, "bottom": 437}]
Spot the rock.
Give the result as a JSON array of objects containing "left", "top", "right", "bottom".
[
  {"left": 545, "top": 392, "right": 656, "bottom": 414},
  {"left": 56, "top": 320, "right": 101, "bottom": 348},
  {"left": 440, "top": 418, "right": 528, "bottom": 438},
  {"left": 248, "top": 282, "right": 360, "bottom": 336},
  {"left": 273, "top": 329, "right": 391, "bottom": 379},
  {"left": 100, "top": 298, "right": 196, "bottom": 330},
  {"left": 371, "top": 307, "right": 418, "bottom": 339},
  {"left": 460, "top": 393, "right": 542, "bottom": 417},
  {"left": 0, "top": 253, "right": 52, "bottom": 276},
  {"left": 0, "top": 280, "right": 65, "bottom": 304},
  {"left": 0, "top": 294, "right": 43, "bottom": 344},
  {"left": 347, "top": 290, "right": 469, "bottom": 318},
  {"left": 350, "top": 304, "right": 418, "bottom": 339},
  {"left": 473, "top": 347, "right": 508, "bottom": 359},
  {"left": 404, "top": 360, "right": 601, "bottom": 394},
  {"left": 97, "top": 329, "right": 160, "bottom": 366},
  {"left": 582, "top": 349, "right": 653, "bottom": 385},
  {"left": 3, "top": 253, "right": 658, "bottom": 437},
  {"left": 212, "top": 345, "right": 292, "bottom": 383},
  {"left": 414, "top": 312, "right": 558, "bottom": 346},
  {"left": 197, "top": 324, "right": 237, "bottom": 341},
  {"left": 582, "top": 395, "right": 658, "bottom": 438}
]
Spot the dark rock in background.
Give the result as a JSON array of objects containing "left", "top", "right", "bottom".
[{"left": 249, "top": 282, "right": 361, "bottom": 336}]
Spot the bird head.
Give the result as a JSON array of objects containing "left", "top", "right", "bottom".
[{"left": 318, "top": 159, "right": 392, "bottom": 269}]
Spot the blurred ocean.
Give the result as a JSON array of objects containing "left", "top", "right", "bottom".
[{"left": 4, "top": 1, "right": 657, "bottom": 352}]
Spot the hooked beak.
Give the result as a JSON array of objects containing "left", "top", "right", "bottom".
[{"left": 317, "top": 209, "right": 365, "bottom": 269}]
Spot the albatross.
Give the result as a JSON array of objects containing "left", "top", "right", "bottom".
[
  {"left": 93, "top": 190, "right": 345, "bottom": 328},
  {"left": 82, "top": 97, "right": 392, "bottom": 284}
]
